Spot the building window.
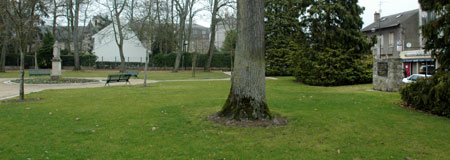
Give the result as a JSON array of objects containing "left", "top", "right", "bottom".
[
  {"left": 378, "top": 35, "right": 384, "bottom": 49},
  {"left": 389, "top": 33, "right": 394, "bottom": 47}
]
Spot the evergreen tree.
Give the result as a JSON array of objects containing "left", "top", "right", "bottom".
[
  {"left": 419, "top": 0, "right": 449, "bottom": 68},
  {"left": 221, "top": 30, "right": 236, "bottom": 53},
  {"left": 38, "top": 32, "right": 55, "bottom": 68},
  {"left": 264, "top": 0, "right": 308, "bottom": 76},
  {"left": 292, "top": 0, "right": 373, "bottom": 86}
]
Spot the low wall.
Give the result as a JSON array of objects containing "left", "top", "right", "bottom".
[{"left": 373, "top": 58, "right": 404, "bottom": 92}]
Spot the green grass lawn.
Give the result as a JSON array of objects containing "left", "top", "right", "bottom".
[
  {"left": 0, "top": 70, "right": 230, "bottom": 80},
  {"left": 0, "top": 77, "right": 449, "bottom": 159}
]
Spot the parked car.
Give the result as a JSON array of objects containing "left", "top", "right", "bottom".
[{"left": 402, "top": 74, "right": 432, "bottom": 83}]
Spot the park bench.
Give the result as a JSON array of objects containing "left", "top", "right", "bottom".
[
  {"left": 125, "top": 70, "right": 140, "bottom": 78},
  {"left": 29, "top": 69, "right": 51, "bottom": 76},
  {"left": 104, "top": 73, "right": 132, "bottom": 86}
]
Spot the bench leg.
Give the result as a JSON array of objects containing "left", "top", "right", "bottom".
[{"left": 104, "top": 82, "right": 110, "bottom": 87}]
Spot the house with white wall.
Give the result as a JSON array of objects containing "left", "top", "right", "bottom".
[{"left": 92, "top": 23, "right": 148, "bottom": 63}]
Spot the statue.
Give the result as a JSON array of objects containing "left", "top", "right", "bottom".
[
  {"left": 51, "top": 41, "right": 62, "bottom": 80},
  {"left": 53, "top": 41, "right": 61, "bottom": 59}
]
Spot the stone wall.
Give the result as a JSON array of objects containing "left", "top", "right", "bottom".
[{"left": 373, "top": 58, "right": 404, "bottom": 92}]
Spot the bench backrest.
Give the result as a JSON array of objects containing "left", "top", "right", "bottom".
[
  {"left": 108, "top": 73, "right": 132, "bottom": 81},
  {"left": 125, "top": 70, "right": 140, "bottom": 75},
  {"left": 29, "top": 69, "right": 51, "bottom": 75}
]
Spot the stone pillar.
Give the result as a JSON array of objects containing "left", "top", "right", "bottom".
[
  {"left": 51, "top": 41, "right": 62, "bottom": 80},
  {"left": 373, "top": 58, "right": 404, "bottom": 92}
]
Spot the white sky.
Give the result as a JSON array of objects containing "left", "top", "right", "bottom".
[
  {"left": 195, "top": 0, "right": 420, "bottom": 28},
  {"left": 359, "top": 0, "right": 419, "bottom": 27}
]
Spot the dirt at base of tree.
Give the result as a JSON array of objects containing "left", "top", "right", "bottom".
[
  {"left": 2, "top": 98, "right": 42, "bottom": 103},
  {"left": 208, "top": 113, "right": 288, "bottom": 127}
]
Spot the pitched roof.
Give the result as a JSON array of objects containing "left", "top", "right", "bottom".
[{"left": 362, "top": 9, "right": 419, "bottom": 32}]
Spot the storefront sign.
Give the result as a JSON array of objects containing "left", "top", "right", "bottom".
[{"left": 405, "top": 50, "right": 431, "bottom": 57}]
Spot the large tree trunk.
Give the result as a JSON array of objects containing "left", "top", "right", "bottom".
[
  {"left": 173, "top": 17, "right": 185, "bottom": 72},
  {"left": 192, "top": 52, "right": 197, "bottom": 77},
  {"left": 0, "top": 37, "right": 7, "bottom": 72},
  {"left": 204, "top": 0, "right": 219, "bottom": 72},
  {"left": 219, "top": 0, "right": 271, "bottom": 120},
  {"left": 18, "top": 42, "right": 25, "bottom": 100},
  {"left": 117, "top": 22, "right": 126, "bottom": 73},
  {"left": 73, "top": 0, "right": 81, "bottom": 71}
]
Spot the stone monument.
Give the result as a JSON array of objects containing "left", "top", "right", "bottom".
[
  {"left": 373, "top": 58, "right": 404, "bottom": 92},
  {"left": 51, "top": 41, "right": 62, "bottom": 80}
]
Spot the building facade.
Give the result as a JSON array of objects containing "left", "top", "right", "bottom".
[{"left": 362, "top": 9, "right": 436, "bottom": 91}]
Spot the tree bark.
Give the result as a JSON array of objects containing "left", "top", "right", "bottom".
[
  {"left": 0, "top": 39, "right": 7, "bottom": 72},
  {"left": 73, "top": 0, "right": 81, "bottom": 71},
  {"left": 18, "top": 42, "right": 25, "bottom": 100},
  {"left": 0, "top": 18, "right": 7, "bottom": 72},
  {"left": 173, "top": 0, "right": 190, "bottom": 72},
  {"left": 52, "top": 0, "right": 58, "bottom": 35},
  {"left": 34, "top": 50, "right": 39, "bottom": 69},
  {"left": 192, "top": 52, "right": 197, "bottom": 77},
  {"left": 219, "top": 0, "right": 271, "bottom": 120},
  {"left": 109, "top": 0, "right": 127, "bottom": 73},
  {"left": 204, "top": 0, "right": 219, "bottom": 72}
]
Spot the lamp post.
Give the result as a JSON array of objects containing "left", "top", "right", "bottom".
[
  {"left": 183, "top": 40, "right": 188, "bottom": 70},
  {"left": 143, "top": 49, "right": 152, "bottom": 87}
]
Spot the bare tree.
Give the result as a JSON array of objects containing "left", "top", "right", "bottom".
[
  {"left": 64, "top": 0, "right": 92, "bottom": 71},
  {"left": 101, "top": 0, "right": 128, "bottom": 72},
  {"left": 4, "top": 0, "right": 46, "bottom": 100},
  {"left": 185, "top": 0, "right": 202, "bottom": 77},
  {"left": 204, "top": 0, "right": 231, "bottom": 72},
  {"left": 51, "top": 0, "right": 65, "bottom": 35},
  {"left": 172, "top": 0, "right": 191, "bottom": 72},
  {"left": 72, "top": 0, "right": 82, "bottom": 70},
  {"left": 219, "top": 0, "right": 271, "bottom": 120}
]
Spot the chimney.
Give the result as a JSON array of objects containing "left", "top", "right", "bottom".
[{"left": 374, "top": 12, "right": 380, "bottom": 22}]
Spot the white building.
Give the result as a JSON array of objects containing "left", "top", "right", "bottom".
[{"left": 92, "top": 23, "right": 147, "bottom": 63}]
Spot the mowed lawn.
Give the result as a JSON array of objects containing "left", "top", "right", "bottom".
[
  {"left": 0, "top": 77, "right": 449, "bottom": 159},
  {"left": 0, "top": 70, "right": 230, "bottom": 80}
]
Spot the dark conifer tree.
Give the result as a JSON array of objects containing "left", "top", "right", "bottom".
[{"left": 293, "top": 0, "right": 373, "bottom": 86}]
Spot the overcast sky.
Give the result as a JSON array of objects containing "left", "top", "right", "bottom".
[
  {"left": 359, "top": 0, "right": 419, "bottom": 27},
  {"left": 195, "top": 0, "right": 420, "bottom": 28}
]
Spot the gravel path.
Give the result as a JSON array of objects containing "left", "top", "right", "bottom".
[{"left": 0, "top": 78, "right": 156, "bottom": 100}]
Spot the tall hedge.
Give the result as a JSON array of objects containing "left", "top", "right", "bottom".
[
  {"left": 400, "top": 72, "right": 450, "bottom": 117},
  {"left": 151, "top": 52, "right": 231, "bottom": 68}
]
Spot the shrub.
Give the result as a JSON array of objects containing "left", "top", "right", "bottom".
[
  {"left": 61, "top": 54, "right": 98, "bottom": 66},
  {"left": 400, "top": 71, "right": 450, "bottom": 117}
]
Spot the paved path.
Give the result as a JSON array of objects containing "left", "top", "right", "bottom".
[
  {"left": 0, "top": 72, "right": 278, "bottom": 100},
  {"left": 0, "top": 78, "right": 155, "bottom": 100},
  {"left": 0, "top": 78, "right": 233, "bottom": 100}
]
